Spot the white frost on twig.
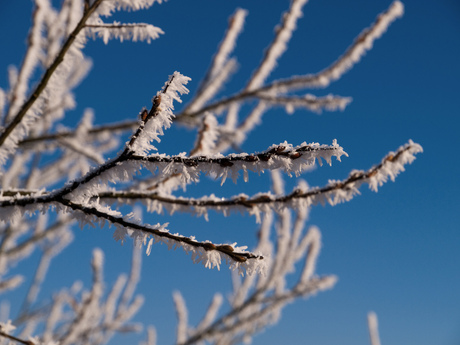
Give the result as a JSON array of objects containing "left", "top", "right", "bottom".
[
  {"left": 94, "top": 0, "right": 162, "bottom": 17},
  {"left": 86, "top": 21, "right": 164, "bottom": 44},
  {"left": 141, "top": 140, "right": 347, "bottom": 187},
  {"left": 246, "top": 0, "right": 310, "bottom": 91},
  {"left": 129, "top": 72, "right": 191, "bottom": 155}
]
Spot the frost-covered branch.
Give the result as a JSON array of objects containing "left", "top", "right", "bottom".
[
  {"left": 0, "top": 194, "right": 264, "bottom": 271},
  {"left": 245, "top": 0, "right": 310, "bottom": 91},
  {"left": 18, "top": 120, "right": 137, "bottom": 148},
  {"left": 0, "top": 140, "right": 345, "bottom": 208},
  {"left": 85, "top": 22, "right": 163, "bottom": 44},
  {"left": 97, "top": 141, "right": 421, "bottom": 223},
  {"left": 132, "top": 140, "right": 346, "bottom": 185},
  {"left": 184, "top": 8, "right": 247, "bottom": 114},
  {"left": 257, "top": 93, "right": 352, "bottom": 114},
  {"left": 1, "top": 140, "right": 420, "bottom": 226},
  {"left": 57, "top": 198, "right": 265, "bottom": 271},
  {"left": 199, "top": 8, "right": 247, "bottom": 92},
  {"left": 0, "top": 191, "right": 264, "bottom": 273},
  {"left": 261, "top": 1, "right": 405, "bottom": 91},
  {"left": 0, "top": 0, "right": 105, "bottom": 164}
]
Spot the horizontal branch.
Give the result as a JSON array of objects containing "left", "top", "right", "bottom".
[
  {"left": 131, "top": 140, "right": 347, "bottom": 185},
  {"left": 86, "top": 22, "right": 164, "bottom": 43},
  {"left": 257, "top": 93, "right": 352, "bottom": 113},
  {"left": 16, "top": 93, "right": 349, "bottom": 149},
  {"left": 0, "top": 140, "right": 345, "bottom": 209},
  {"left": 85, "top": 23, "right": 153, "bottom": 29},
  {"left": 18, "top": 120, "right": 137, "bottom": 147},
  {"left": 0, "top": 140, "right": 420, "bottom": 217},
  {"left": 98, "top": 141, "right": 422, "bottom": 219}
]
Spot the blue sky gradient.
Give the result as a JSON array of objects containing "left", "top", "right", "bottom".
[{"left": 0, "top": 1, "right": 459, "bottom": 344}]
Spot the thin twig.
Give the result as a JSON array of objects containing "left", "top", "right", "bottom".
[{"left": 0, "top": 330, "right": 34, "bottom": 345}]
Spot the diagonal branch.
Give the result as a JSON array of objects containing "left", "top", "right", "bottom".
[
  {"left": 190, "top": 8, "right": 247, "bottom": 101},
  {"left": 56, "top": 198, "right": 263, "bottom": 265},
  {"left": 0, "top": 330, "right": 32, "bottom": 345},
  {"left": 245, "top": 0, "right": 310, "bottom": 91},
  {"left": 0, "top": 0, "right": 104, "bottom": 150},
  {"left": 260, "top": 1, "right": 405, "bottom": 91},
  {"left": 0, "top": 193, "right": 263, "bottom": 270}
]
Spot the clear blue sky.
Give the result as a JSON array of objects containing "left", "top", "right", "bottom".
[{"left": 0, "top": 1, "right": 459, "bottom": 344}]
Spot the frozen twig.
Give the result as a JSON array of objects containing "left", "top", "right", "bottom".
[
  {"left": 185, "top": 8, "right": 247, "bottom": 114},
  {"left": 245, "top": 0, "right": 310, "bottom": 91},
  {"left": 18, "top": 120, "right": 138, "bottom": 148},
  {"left": 85, "top": 22, "right": 163, "bottom": 43},
  {"left": 198, "top": 8, "right": 247, "bottom": 93},
  {"left": 0, "top": 329, "right": 33, "bottom": 345},
  {"left": 261, "top": 1, "right": 405, "bottom": 91},
  {"left": 173, "top": 291, "right": 188, "bottom": 344}
]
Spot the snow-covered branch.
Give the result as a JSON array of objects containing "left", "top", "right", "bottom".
[
  {"left": 0, "top": 0, "right": 105, "bottom": 166},
  {"left": 245, "top": 0, "right": 310, "bottom": 91},
  {"left": 261, "top": 1, "right": 405, "bottom": 91},
  {"left": 257, "top": 93, "right": 352, "bottom": 114},
  {"left": 86, "top": 22, "right": 163, "bottom": 44},
  {"left": 134, "top": 140, "right": 347, "bottom": 185},
  {"left": 0, "top": 140, "right": 345, "bottom": 207},
  {"left": 18, "top": 119, "right": 137, "bottom": 149},
  {"left": 58, "top": 198, "right": 265, "bottom": 272},
  {"left": 185, "top": 8, "right": 247, "bottom": 114}
]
